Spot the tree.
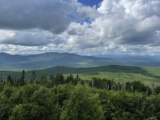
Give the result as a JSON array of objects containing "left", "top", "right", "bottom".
[
  {"left": 131, "top": 81, "right": 147, "bottom": 93},
  {"left": 21, "top": 70, "right": 25, "bottom": 81},
  {"left": 155, "top": 86, "right": 160, "bottom": 94},
  {"left": 60, "top": 84, "right": 104, "bottom": 120},
  {"left": 0, "top": 81, "right": 4, "bottom": 92},
  {"left": 50, "top": 75, "right": 55, "bottom": 87},
  {"left": 58, "top": 73, "right": 64, "bottom": 85},
  {"left": 9, "top": 103, "right": 47, "bottom": 120},
  {"left": 65, "top": 74, "right": 74, "bottom": 84},
  {"left": 19, "top": 70, "right": 25, "bottom": 86},
  {"left": 31, "top": 71, "right": 36, "bottom": 84},
  {"left": 73, "top": 74, "right": 80, "bottom": 85},
  {"left": 7, "top": 75, "right": 13, "bottom": 86},
  {"left": 39, "top": 75, "right": 48, "bottom": 86}
]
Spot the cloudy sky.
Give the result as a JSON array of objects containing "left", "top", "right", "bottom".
[{"left": 0, "top": 0, "right": 160, "bottom": 56}]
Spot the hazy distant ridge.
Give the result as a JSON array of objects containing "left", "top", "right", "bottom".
[{"left": 0, "top": 52, "right": 160, "bottom": 70}]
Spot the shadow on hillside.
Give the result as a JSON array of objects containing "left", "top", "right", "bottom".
[
  {"left": 33, "top": 65, "right": 160, "bottom": 79},
  {"left": 0, "top": 65, "right": 159, "bottom": 80}
]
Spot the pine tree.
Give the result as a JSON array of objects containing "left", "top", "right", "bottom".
[
  {"left": 31, "top": 70, "right": 36, "bottom": 83},
  {"left": 7, "top": 75, "right": 13, "bottom": 86},
  {"left": 20, "top": 70, "right": 25, "bottom": 86}
]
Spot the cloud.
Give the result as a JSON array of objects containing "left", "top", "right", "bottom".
[
  {"left": 96, "top": 0, "right": 160, "bottom": 45},
  {"left": 67, "top": 22, "right": 89, "bottom": 35},
  {"left": 0, "top": 29, "right": 66, "bottom": 46},
  {"left": 1, "top": 0, "right": 160, "bottom": 56},
  {"left": 66, "top": 0, "right": 160, "bottom": 49},
  {"left": 0, "top": 0, "right": 74, "bottom": 34},
  {"left": 72, "top": 2, "right": 101, "bottom": 20}
]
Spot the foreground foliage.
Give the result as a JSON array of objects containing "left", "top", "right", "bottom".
[{"left": 1, "top": 73, "right": 160, "bottom": 120}]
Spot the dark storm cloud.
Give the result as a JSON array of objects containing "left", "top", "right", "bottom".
[{"left": 0, "top": 0, "right": 74, "bottom": 34}]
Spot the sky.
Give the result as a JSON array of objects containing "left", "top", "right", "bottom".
[
  {"left": 78, "top": 0, "right": 102, "bottom": 7},
  {"left": 0, "top": 0, "right": 160, "bottom": 56}
]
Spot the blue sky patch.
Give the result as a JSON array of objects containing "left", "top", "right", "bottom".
[{"left": 78, "top": 0, "right": 102, "bottom": 7}]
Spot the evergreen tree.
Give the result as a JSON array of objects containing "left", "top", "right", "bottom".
[
  {"left": 20, "top": 70, "right": 25, "bottom": 86},
  {"left": 7, "top": 75, "right": 13, "bottom": 86},
  {"left": 0, "top": 81, "right": 4, "bottom": 92},
  {"left": 49, "top": 75, "right": 54, "bottom": 87},
  {"left": 65, "top": 76, "right": 71, "bottom": 84},
  {"left": 59, "top": 73, "right": 64, "bottom": 85},
  {"left": 65, "top": 74, "right": 74, "bottom": 84},
  {"left": 30, "top": 71, "right": 36, "bottom": 83},
  {"left": 155, "top": 86, "right": 160, "bottom": 94},
  {"left": 21, "top": 70, "right": 25, "bottom": 81}
]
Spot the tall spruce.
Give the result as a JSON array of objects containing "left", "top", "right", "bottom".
[
  {"left": 7, "top": 75, "right": 13, "bottom": 86},
  {"left": 31, "top": 70, "right": 36, "bottom": 83},
  {"left": 20, "top": 70, "right": 25, "bottom": 86}
]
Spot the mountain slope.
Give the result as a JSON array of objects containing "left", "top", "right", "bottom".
[{"left": 0, "top": 52, "right": 160, "bottom": 70}]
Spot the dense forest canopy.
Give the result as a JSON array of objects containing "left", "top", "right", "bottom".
[
  {"left": 1, "top": 71, "right": 160, "bottom": 120},
  {"left": 1, "top": 65, "right": 160, "bottom": 87}
]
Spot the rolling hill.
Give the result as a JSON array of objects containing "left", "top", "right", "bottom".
[
  {"left": 1, "top": 65, "right": 160, "bottom": 86},
  {"left": 0, "top": 52, "right": 160, "bottom": 70}
]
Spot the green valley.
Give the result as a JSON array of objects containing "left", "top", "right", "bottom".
[{"left": 1, "top": 65, "right": 160, "bottom": 86}]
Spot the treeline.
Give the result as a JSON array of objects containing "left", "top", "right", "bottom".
[
  {"left": 1, "top": 70, "right": 160, "bottom": 95},
  {"left": 1, "top": 71, "right": 160, "bottom": 119}
]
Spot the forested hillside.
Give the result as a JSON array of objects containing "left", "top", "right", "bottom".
[
  {"left": 1, "top": 73, "right": 160, "bottom": 120},
  {"left": 1, "top": 52, "right": 160, "bottom": 70},
  {"left": 1, "top": 65, "right": 160, "bottom": 86}
]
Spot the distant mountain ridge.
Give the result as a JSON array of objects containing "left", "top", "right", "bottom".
[{"left": 0, "top": 52, "right": 160, "bottom": 70}]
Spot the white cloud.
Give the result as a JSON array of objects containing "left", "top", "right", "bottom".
[
  {"left": 64, "top": 0, "right": 160, "bottom": 55},
  {"left": 135, "top": 15, "right": 160, "bottom": 32},
  {"left": 72, "top": 2, "right": 101, "bottom": 20},
  {"left": 0, "top": 0, "right": 160, "bottom": 56},
  {"left": 67, "top": 22, "right": 89, "bottom": 35},
  {"left": 0, "top": 29, "right": 67, "bottom": 46}
]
